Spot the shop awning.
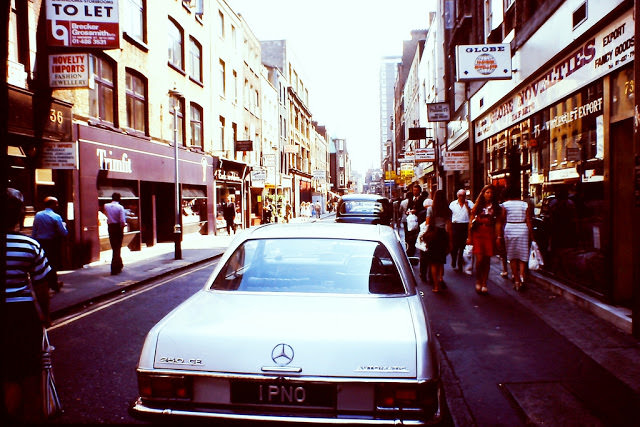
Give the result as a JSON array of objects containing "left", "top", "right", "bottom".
[
  {"left": 98, "top": 185, "right": 137, "bottom": 200},
  {"left": 182, "top": 186, "right": 207, "bottom": 199}
]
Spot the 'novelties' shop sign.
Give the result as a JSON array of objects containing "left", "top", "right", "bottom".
[
  {"left": 475, "top": 10, "right": 633, "bottom": 142},
  {"left": 46, "top": 0, "right": 119, "bottom": 48}
]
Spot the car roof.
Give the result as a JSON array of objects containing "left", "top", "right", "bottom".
[
  {"left": 339, "top": 193, "right": 389, "bottom": 202},
  {"left": 243, "top": 222, "right": 397, "bottom": 243}
]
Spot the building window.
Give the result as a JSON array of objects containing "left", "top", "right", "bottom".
[
  {"left": 123, "top": 0, "right": 145, "bottom": 42},
  {"left": 89, "top": 55, "right": 115, "bottom": 124},
  {"left": 219, "top": 59, "right": 226, "bottom": 97},
  {"left": 125, "top": 70, "right": 147, "bottom": 133},
  {"left": 189, "top": 37, "right": 202, "bottom": 83},
  {"left": 168, "top": 18, "right": 184, "bottom": 70},
  {"left": 170, "top": 94, "right": 185, "bottom": 145},
  {"left": 218, "top": 10, "right": 225, "bottom": 38},
  {"left": 231, "top": 24, "right": 236, "bottom": 47},
  {"left": 190, "top": 103, "right": 203, "bottom": 148},
  {"left": 218, "top": 116, "right": 225, "bottom": 151}
]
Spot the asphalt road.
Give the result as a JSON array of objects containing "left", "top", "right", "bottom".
[{"left": 47, "top": 261, "right": 217, "bottom": 424}]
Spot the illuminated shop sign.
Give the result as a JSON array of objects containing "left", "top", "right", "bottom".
[{"left": 476, "top": 10, "right": 633, "bottom": 142}]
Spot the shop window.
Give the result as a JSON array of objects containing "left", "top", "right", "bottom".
[
  {"left": 125, "top": 69, "right": 147, "bottom": 134},
  {"left": 168, "top": 18, "right": 184, "bottom": 71},
  {"left": 89, "top": 55, "right": 115, "bottom": 125}
]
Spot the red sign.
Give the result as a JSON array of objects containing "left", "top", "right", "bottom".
[{"left": 46, "top": 0, "right": 119, "bottom": 48}]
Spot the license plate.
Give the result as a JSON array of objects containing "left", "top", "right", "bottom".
[{"left": 231, "top": 381, "right": 336, "bottom": 408}]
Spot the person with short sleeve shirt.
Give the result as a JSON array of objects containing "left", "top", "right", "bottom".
[
  {"left": 449, "top": 189, "right": 474, "bottom": 271},
  {"left": 104, "top": 192, "right": 127, "bottom": 275}
]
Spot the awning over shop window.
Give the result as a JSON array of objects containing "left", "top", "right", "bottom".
[
  {"left": 182, "top": 186, "right": 207, "bottom": 199},
  {"left": 98, "top": 185, "right": 138, "bottom": 200}
]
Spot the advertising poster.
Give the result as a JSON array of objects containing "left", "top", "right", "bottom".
[{"left": 46, "top": 0, "right": 119, "bottom": 48}]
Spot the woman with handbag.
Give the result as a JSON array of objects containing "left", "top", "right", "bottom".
[
  {"left": 423, "top": 190, "right": 453, "bottom": 293},
  {"left": 466, "top": 185, "right": 503, "bottom": 295},
  {"left": 501, "top": 186, "right": 533, "bottom": 291},
  {"left": 3, "top": 188, "right": 56, "bottom": 422}
]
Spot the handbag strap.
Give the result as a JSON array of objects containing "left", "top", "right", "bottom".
[{"left": 25, "top": 275, "right": 46, "bottom": 324}]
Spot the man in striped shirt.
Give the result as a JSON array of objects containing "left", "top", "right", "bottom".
[{"left": 4, "top": 188, "right": 53, "bottom": 422}]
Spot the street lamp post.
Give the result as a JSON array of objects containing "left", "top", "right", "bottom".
[{"left": 169, "top": 89, "right": 183, "bottom": 259}]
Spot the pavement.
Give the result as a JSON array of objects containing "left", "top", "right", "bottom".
[{"left": 47, "top": 216, "right": 640, "bottom": 426}]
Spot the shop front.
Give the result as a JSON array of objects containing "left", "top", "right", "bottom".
[
  {"left": 7, "top": 86, "right": 77, "bottom": 267},
  {"left": 77, "top": 125, "right": 215, "bottom": 264},
  {"left": 473, "top": 8, "right": 634, "bottom": 305},
  {"left": 214, "top": 158, "right": 247, "bottom": 233}
]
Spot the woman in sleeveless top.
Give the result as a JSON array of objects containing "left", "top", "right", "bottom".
[
  {"left": 423, "top": 190, "right": 452, "bottom": 292},
  {"left": 501, "top": 186, "right": 533, "bottom": 291},
  {"left": 467, "top": 185, "right": 503, "bottom": 295}
]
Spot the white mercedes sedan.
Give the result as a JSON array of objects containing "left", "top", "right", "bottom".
[{"left": 131, "top": 223, "right": 444, "bottom": 425}]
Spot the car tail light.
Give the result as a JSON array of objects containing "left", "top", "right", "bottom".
[
  {"left": 375, "top": 382, "right": 439, "bottom": 418},
  {"left": 138, "top": 373, "right": 192, "bottom": 400}
]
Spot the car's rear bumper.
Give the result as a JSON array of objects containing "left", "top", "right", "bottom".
[{"left": 130, "top": 390, "right": 445, "bottom": 425}]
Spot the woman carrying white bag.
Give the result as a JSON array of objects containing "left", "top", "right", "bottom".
[{"left": 501, "top": 186, "right": 534, "bottom": 291}]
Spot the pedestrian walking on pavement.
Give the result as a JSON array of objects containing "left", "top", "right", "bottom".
[
  {"left": 32, "top": 196, "right": 67, "bottom": 290},
  {"left": 104, "top": 192, "right": 127, "bottom": 275},
  {"left": 4, "top": 188, "right": 55, "bottom": 423},
  {"left": 467, "top": 184, "right": 503, "bottom": 295},
  {"left": 223, "top": 197, "right": 236, "bottom": 234},
  {"left": 449, "top": 189, "right": 473, "bottom": 271},
  {"left": 405, "top": 185, "right": 427, "bottom": 256},
  {"left": 315, "top": 201, "right": 321, "bottom": 219},
  {"left": 501, "top": 186, "right": 533, "bottom": 291},
  {"left": 496, "top": 186, "right": 510, "bottom": 279},
  {"left": 423, "top": 190, "right": 452, "bottom": 293}
]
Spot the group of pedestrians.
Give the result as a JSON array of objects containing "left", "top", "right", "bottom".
[{"left": 400, "top": 184, "right": 533, "bottom": 295}]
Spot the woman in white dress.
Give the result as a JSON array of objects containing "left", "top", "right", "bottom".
[{"left": 501, "top": 186, "right": 533, "bottom": 291}]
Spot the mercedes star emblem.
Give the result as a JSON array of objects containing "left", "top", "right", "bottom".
[{"left": 271, "top": 343, "right": 294, "bottom": 366}]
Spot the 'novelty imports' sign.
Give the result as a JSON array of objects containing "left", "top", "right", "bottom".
[
  {"left": 46, "top": 0, "right": 119, "bottom": 48},
  {"left": 49, "top": 54, "right": 89, "bottom": 87}
]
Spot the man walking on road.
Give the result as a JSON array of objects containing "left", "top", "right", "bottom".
[
  {"left": 449, "top": 189, "right": 473, "bottom": 271},
  {"left": 223, "top": 197, "right": 236, "bottom": 235},
  {"left": 104, "top": 193, "right": 126, "bottom": 275},
  {"left": 32, "top": 196, "right": 67, "bottom": 289}
]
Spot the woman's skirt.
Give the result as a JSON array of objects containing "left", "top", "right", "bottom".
[
  {"left": 471, "top": 224, "right": 496, "bottom": 257},
  {"left": 425, "top": 227, "right": 449, "bottom": 265}
]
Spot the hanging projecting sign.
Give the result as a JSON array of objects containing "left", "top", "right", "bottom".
[
  {"left": 46, "top": 0, "right": 119, "bottom": 48},
  {"left": 415, "top": 148, "right": 436, "bottom": 162},
  {"left": 427, "top": 102, "right": 451, "bottom": 122},
  {"left": 49, "top": 54, "right": 89, "bottom": 87},
  {"left": 456, "top": 44, "right": 512, "bottom": 81},
  {"left": 443, "top": 151, "right": 469, "bottom": 171}
]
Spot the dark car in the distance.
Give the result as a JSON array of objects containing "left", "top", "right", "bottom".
[{"left": 335, "top": 194, "right": 393, "bottom": 226}]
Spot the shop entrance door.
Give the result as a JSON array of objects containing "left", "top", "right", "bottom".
[{"left": 611, "top": 118, "right": 633, "bottom": 304}]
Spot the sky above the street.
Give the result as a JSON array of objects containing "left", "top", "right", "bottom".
[{"left": 227, "top": 0, "right": 436, "bottom": 176}]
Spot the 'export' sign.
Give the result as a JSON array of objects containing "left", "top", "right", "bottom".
[{"left": 46, "top": 0, "right": 119, "bottom": 48}]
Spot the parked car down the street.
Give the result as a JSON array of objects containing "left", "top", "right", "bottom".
[
  {"left": 335, "top": 193, "right": 393, "bottom": 226},
  {"left": 131, "top": 222, "right": 444, "bottom": 425}
]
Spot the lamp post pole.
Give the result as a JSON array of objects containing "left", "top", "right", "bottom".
[{"left": 170, "top": 91, "right": 183, "bottom": 259}]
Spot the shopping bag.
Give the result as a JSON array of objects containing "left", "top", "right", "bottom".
[
  {"left": 415, "top": 223, "right": 427, "bottom": 252},
  {"left": 528, "top": 241, "right": 543, "bottom": 271},
  {"left": 462, "top": 244, "right": 474, "bottom": 275},
  {"left": 41, "top": 328, "right": 62, "bottom": 419},
  {"left": 406, "top": 213, "right": 419, "bottom": 231}
]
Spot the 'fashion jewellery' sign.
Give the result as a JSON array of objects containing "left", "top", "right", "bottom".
[
  {"left": 46, "top": 0, "right": 119, "bottom": 48},
  {"left": 475, "top": 10, "right": 633, "bottom": 142}
]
